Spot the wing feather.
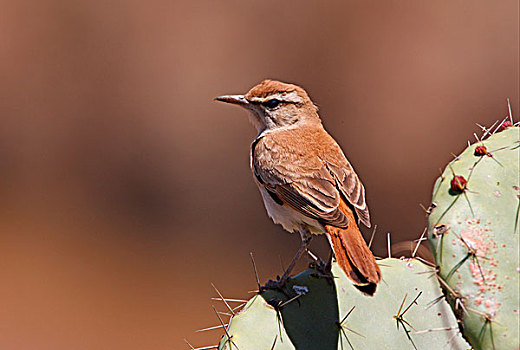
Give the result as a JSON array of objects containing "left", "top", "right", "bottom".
[{"left": 252, "top": 126, "right": 370, "bottom": 229}]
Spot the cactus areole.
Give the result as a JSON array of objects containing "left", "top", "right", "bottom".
[
  {"left": 450, "top": 175, "right": 467, "bottom": 194},
  {"left": 474, "top": 145, "right": 487, "bottom": 156}
]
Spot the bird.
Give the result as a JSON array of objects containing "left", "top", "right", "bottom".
[{"left": 215, "top": 80, "right": 381, "bottom": 295}]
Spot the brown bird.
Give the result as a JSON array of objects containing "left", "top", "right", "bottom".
[{"left": 216, "top": 80, "right": 381, "bottom": 295}]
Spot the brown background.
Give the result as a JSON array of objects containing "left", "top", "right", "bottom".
[{"left": 1, "top": 1, "right": 518, "bottom": 349}]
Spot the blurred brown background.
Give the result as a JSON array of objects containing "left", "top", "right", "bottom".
[{"left": 0, "top": 0, "right": 518, "bottom": 348}]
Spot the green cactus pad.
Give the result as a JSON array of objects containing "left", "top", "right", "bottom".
[
  {"left": 218, "top": 258, "right": 470, "bottom": 349},
  {"left": 428, "top": 127, "right": 520, "bottom": 350}
]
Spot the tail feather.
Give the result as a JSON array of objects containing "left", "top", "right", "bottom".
[{"left": 325, "top": 203, "right": 381, "bottom": 296}]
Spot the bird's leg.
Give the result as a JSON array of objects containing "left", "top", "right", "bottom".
[
  {"left": 310, "top": 249, "right": 334, "bottom": 284},
  {"left": 325, "top": 249, "right": 333, "bottom": 270},
  {"left": 279, "top": 226, "right": 312, "bottom": 283},
  {"left": 261, "top": 226, "right": 312, "bottom": 292}
]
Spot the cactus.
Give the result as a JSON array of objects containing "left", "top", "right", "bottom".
[
  {"left": 427, "top": 126, "right": 520, "bottom": 350},
  {"left": 186, "top": 123, "right": 519, "bottom": 350},
  {"left": 217, "top": 258, "right": 470, "bottom": 349}
]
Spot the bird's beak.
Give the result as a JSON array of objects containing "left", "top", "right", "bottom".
[{"left": 215, "top": 95, "right": 249, "bottom": 107}]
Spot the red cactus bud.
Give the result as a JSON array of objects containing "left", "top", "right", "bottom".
[
  {"left": 474, "top": 145, "right": 487, "bottom": 156},
  {"left": 450, "top": 175, "right": 467, "bottom": 194},
  {"left": 500, "top": 120, "right": 513, "bottom": 130}
]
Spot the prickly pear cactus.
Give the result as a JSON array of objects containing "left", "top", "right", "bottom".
[
  {"left": 428, "top": 126, "right": 520, "bottom": 350},
  {"left": 218, "top": 258, "right": 470, "bottom": 350}
]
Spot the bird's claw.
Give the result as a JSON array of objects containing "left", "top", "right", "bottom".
[
  {"left": 309, "top": 257, "right": 334, "bottom": 284},
  {"left": 260, "top": 276, "right": 293, "bottom": 297}
]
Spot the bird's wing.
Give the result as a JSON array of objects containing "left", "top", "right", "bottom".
[
  {"left": 252, "top": 128, "right": 370, "bottom": 229},
  {"left": 252, "top": 136, "right": 349, "bottom": 228},
  {"left": 322, "top": 142, "right": 371, "bottom": 228}
]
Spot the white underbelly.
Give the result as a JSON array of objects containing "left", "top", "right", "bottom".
[{"left": 257, "top": 186, "right": 325, "bottom": 235}]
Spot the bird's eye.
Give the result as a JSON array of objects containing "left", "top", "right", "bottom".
[{"left": 263, "top": 99, "right": 281, "bottom": 109}]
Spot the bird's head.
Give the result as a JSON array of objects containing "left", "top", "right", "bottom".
[{"left": 216, "top": 80, "right": 320, "bottom": 133}]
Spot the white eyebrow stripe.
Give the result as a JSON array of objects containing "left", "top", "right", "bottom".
[{"left": 249, "top": 91, "right": 304, "bottom": 104}]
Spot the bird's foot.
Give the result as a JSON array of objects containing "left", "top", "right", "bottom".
[
  {"left": 260, "top": 275, "right": 293, "bottom": 297},
  {"left": 309, "top": 256, "right": 334, "bottom": 284}
]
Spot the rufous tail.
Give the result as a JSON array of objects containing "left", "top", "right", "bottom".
[{"left": 325, "top": 203, "right": 381, "bottom": 296}]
